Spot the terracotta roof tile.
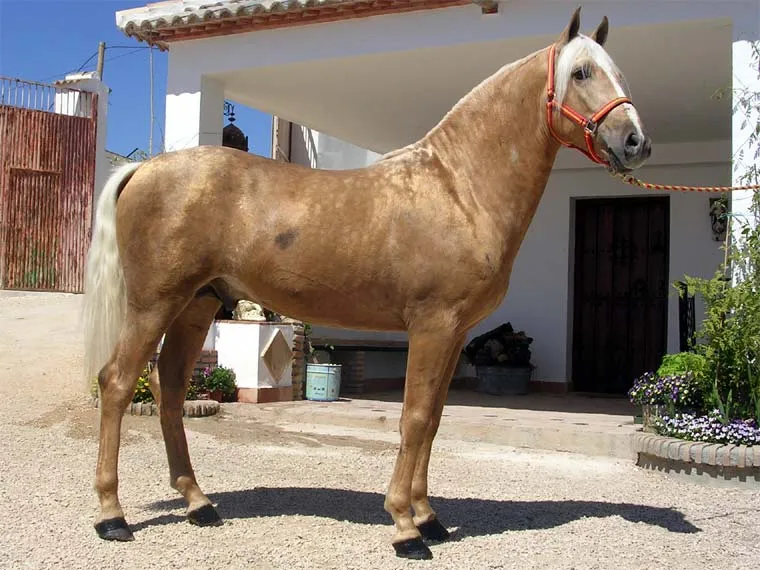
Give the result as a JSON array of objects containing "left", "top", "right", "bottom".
[{"left": 115, "top": 0, "right": 497, "bottom": 49}]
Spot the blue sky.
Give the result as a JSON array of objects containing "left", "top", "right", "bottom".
[{"left": 0, "top": 0, "right": 273, "bottom": 158}]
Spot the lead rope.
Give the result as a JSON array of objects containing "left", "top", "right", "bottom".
[{"left": 610, "top": 170, "right": 760, "bottom": 193}]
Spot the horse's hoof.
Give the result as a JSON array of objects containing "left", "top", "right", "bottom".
[
  {"left": 187, "top": 504, "right": 223, "bottom": 527},
  {"left": 94, "top": 517, "right": 134, "bottom": 541},
  {"left": 417, "top": 518, "right": 450, "bottom": 544},
  {"left": 393, "top": 537, "right": 433, "bottom": 560}
]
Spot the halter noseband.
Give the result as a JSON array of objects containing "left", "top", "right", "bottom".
[{"left": 546, "top": 44, "right": 632, "bottom": 166}]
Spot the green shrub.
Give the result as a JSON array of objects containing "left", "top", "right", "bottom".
[
  {"left": 681, "top": 193, "right": 760, "bottom": 424},
  {"left": 201, "top": 365, "right": 237, "bottom": 396},
  {"left": 656, "top": 352, "right": 707, "bottom": 382}
]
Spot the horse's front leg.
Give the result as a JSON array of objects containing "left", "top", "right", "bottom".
[
  {"left": 410, "top": 335, "right": 465, "bottom": 544},
  {"left": 384, "top": 328, "right": 462, "bottom": 560}
]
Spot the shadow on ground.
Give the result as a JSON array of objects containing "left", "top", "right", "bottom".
[{"left": 137, "top": 487, "right": 700, "bottom": 537}]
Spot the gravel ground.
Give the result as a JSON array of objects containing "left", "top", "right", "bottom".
[{"left": 1, "top": 291, "right": 759, "bottom": 570}]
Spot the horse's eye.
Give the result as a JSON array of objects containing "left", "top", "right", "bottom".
[{"left": 572, "top": 66, "right": 591, "bottom": 81}]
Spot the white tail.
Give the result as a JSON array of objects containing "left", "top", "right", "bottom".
[{"left": 81, "top": 162, "right": 142, "bottom": 382}]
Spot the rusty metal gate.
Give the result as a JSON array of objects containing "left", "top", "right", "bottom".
[{"left": 0, "top": 77, "right": 98, "bottom": 293}]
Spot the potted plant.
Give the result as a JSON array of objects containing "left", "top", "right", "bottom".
[
  {"left": 200, "top": 365, "right": 237, "bottom": 402},
  {"left": 463, "top": 322, "right": 534, "bottom": 395}
]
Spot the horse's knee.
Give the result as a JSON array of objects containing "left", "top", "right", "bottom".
[{"left": 400, "top": 411, "right": 434, "bottom": 445}]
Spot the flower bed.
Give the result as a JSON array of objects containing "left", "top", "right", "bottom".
[
  {"left": 627, "top": 354, "right": 760, "bottom": 447},
  {"left": 656, "top": 410, "right": 760, "bottom": 447}
]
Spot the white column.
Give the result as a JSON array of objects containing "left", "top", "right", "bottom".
[
  {"left": 732, "top": 39, "right": 760, "bottom": 266},
  {"left": 165, "top": 56, "right": 223, "bottom": 152},
  {"left": 54, "top": 74, "right": 110, "bottom": 217},
  {"left": 92, "top": 81, "right": 110, "bottom": 213}
]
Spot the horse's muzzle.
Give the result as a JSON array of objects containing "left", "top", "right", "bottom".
[{"left": 607, "top": 129, "right": 651, "bottom": 172}]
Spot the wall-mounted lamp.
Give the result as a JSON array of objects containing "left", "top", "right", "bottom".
[{"left": 709, "top": 195, "right": 728, "bottom": 242}]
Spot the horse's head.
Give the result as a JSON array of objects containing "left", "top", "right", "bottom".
[{"left": 547, "top": 8, "right": 651, "bottom": 173}]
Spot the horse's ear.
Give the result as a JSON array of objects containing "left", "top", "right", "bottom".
[
  {"left": 590, "top": 16, "right": 609, "bottom": 46},
  {"left": 558, "top": 6, "right": 582, "bottom": 45}
]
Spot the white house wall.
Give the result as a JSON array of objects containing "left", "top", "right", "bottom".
[{"left": 290, "top": 126, "right": 381, "bottom": 170}]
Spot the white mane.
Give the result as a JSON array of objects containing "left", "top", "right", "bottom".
[{"left": 554, "top": 35, "right": 628, "bottom": 107}]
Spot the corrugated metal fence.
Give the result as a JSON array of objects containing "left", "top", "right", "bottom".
[{"left": 0, "top": 77, "right": 98, "bottom": 293}]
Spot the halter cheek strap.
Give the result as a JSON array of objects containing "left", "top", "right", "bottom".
[{"left": 546, "top": 44, "right": 633, "bottom": 166}]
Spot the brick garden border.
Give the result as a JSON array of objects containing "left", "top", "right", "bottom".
[
  {"left": 633, "top": 432, "right": 760, "bottom": 487},
  {"left": 92, "top": 397, "right": 220, "bottom": 418}
]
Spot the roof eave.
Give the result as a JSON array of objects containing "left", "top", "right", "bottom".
[{"left": 117, "top": 0, "right": 499, "bottom": 51}]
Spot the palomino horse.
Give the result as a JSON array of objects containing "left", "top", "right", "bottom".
[{"left": 82, "top": 8, "right": 650, "bottom": 560}]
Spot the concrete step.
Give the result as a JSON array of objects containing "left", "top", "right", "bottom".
[{"left": 225, "top": 390, "right": 640, "bottom": 460}]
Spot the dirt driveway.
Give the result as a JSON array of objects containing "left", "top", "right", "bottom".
[{"left": 1, "top": 291, "right": 759, "bottom": 570}]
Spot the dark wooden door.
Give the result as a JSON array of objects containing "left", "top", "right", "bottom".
[{"left": 571, "top": 196, "right": 669, "bottom": 394}]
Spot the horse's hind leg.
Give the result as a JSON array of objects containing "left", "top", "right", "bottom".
[
  {"left": 95, "top": 303, "right": 178, "bottom": 541},
  {"left": 153, "top": 293, "right": 222, "bottom": 526},
  {"left": 411, "top": 335, "right": 465, "bottom": 543}
]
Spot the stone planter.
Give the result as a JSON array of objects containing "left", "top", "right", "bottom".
[
  {"left": 92, "top": 396, "right": 219, "bottom": 417},
  {"left": 642, "top": 404, "right": 666, "bottom": 432},
  {"left": 633, "top": 433, "right": 760, "bottom": 489}
]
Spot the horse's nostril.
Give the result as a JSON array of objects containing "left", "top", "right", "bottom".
[{"left": 625, "top": 132, "right": 640, "bottom": 151}]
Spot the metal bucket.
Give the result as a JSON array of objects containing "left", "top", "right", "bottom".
[{"left": 305, "top": 363, "right": 342, "bottom": 401}]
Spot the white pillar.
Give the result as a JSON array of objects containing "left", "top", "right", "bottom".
[
  {"left": 54, "top": 73, "right": 110, "bottom": 218},
  {"left": 165, "top": 58, "right": 223, "bottom": 152},
  {"left": 731, "top": 39, "right": 760, "bottom": 265}
]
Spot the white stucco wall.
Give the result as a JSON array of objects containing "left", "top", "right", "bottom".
[
  {"left": 731, "top": 39, "right": 760, "bottom": 274},
  {"left": 290, "top": 125, "right": 380, "bottom": 169}
]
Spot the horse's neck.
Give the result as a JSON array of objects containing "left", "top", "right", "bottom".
[{"left": 422, "top": 48, "right": 560, "bottom": 234}]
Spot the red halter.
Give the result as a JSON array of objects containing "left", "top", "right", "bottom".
[{"left": 546, "top": 44, "right": 632, "bottom": 166}]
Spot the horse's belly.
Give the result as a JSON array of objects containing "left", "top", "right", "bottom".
[{"left": 227, "top": 270, "right": 408, "bottom": 332}]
